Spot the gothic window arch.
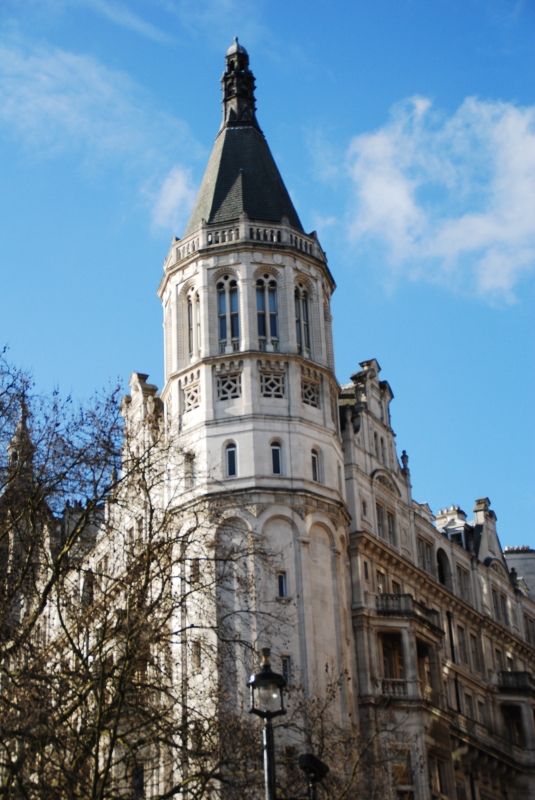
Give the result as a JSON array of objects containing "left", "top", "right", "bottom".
[
  {"left": 225, "top": 441, "right": 238, "bottom": 478},
  {"left": 295, "top": 283, "right": 311, "bottom": 357},
  {"left": 311, "top": 447, "right": 322, "bottom": 483},
  {"left": 186, "top": 287, "right": 201, "bottom": 360},
  {"left": 270, "top": 439, "right": 283, "bottom": 475},
  {"left": 256, "top": 275, "right": 279, "bottom": 351},
  {"left": 217, "top": 275, "right": 240, "bottom": 353}
]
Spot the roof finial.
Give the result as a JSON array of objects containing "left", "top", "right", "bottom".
[{"left": 222, "top": 39, "right": 259, "bottom": 131}]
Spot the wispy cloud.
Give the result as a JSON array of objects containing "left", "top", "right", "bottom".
[
  {"left": 77, "top": 0, "right": 175, "bottom": 43},
  {"left": 0, "top": 38, "right": 201, "bottom": 229},
  {"left": 151, "top": 166, "right": 197, "bottom": 230},
  {"left": 347, "top": 97, "right": 535, "bottom": 300}
]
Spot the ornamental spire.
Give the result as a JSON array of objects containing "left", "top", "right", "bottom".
[{"left": 221, "top": 38, "right": 261, "bottom": 132}]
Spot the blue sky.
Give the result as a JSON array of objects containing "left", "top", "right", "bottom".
[{"left": 0, "top": 0, "right": 533, "bottom": 547}]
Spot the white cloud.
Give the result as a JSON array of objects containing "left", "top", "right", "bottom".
[
  {"left": 77, "top": 0, "right": 175, "bottom": 43},
  {"left": 0, "top": 40, "right": 192, "bottom": 162},
  {"left": 0, "top": 38, "right": 201, "bottom": 230},
  {"left": 151, "top": 166, "right": 196, "bottom": 230},
  {"left": 347, "top": 96, "right": 535, "bottom": 299}
]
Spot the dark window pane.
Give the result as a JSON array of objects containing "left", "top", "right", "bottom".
[
  {"left": 230, "top": 287, "right": 238, "bottom": 313},
  {"left": 311, "top": 451, "right": 318, "bottom": 482},
  {"left": 231, "top": 314, "right": 239, "bottom": 339},
  {"left": 227, "top": 446, "right": 236, "bottom": 476},
  {"left": 272, "top": 446, "right": 281, "bottom": 474}
]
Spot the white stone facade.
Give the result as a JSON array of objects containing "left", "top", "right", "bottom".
[{"left": 119, "top": 40, "right": 535, "bottom": 799}]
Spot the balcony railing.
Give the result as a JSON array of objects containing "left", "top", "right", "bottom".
[
  {"left": 376, "top": 593, "right": 442, "bottom": 630},
  {"left": 381, "top": 679, "right": 407, "bottom": 697},
  {"left": 498, "top": 671, "right": 535, "bottom": 694}
]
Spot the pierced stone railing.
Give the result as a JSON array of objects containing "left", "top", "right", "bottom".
[
  {"left": 381, "top": 679, "right": 407, "bottom": 697},
  {"left": 498, "top": 671, "right": 535, "bottom": 693},
  {"left": 376, "top": 593, "right": 441, "bottom": 630}
]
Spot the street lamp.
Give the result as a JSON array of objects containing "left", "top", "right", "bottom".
[
  {"left": 248, "top": 647, "right": 287, "bottom": 800},
  {"left": 298, "top": 753, "right": 330, "bottom": 800}
]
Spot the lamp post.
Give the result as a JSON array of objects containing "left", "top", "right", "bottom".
[
  {"left": 248, "top": 648, "right": 287, "bottom": 800},
  {"left": 298, "top": 753, "right": 330, "bottom": 800}
]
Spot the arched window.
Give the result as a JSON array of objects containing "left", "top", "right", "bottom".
[
  {"left": 226, "top": 443, "right": 237, "bottom": 477},
  {"left": 295, "top": 284, "right": 310, "bottom": 356},
  {"left": 256, "top": 276, "right": 279, "bottom": 351},
  {"left": 187, "top": 290, "right": 201, "bottom": 360},
  {"left": 436, "top": 548, "right": 452, "bottom": 589},
  {"left": 311, "top": 448, "right": 320, "bottom": 483},
  {"left": 217, "top": 276, "right": 240, "bottom": 353},
  {"left": 188, "top": 297, "right": 193, "bottom": 357},
  {"left": 271, "top": 442, "right": 282, "bottom": 475}
]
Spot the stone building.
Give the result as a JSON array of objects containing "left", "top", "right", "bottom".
[
  {"left": 4, "top": 39, "right": 533, "bottom": 800},
  {"left": 119, "top": 39, "right": 535, "bottom": 799}
]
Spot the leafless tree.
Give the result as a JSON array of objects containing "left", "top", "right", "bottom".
[{"left": 0, "top": 352, "right": 416, "bottom": 800}]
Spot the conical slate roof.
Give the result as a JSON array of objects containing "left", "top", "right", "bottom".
[{"left": 184, "top": 41, "right": 303, "bottom": 236}]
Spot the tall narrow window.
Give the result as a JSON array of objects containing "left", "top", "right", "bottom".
[
  {"left": 500, "top": 594, "right": 509, "bottom": 626},
  {"left": 196, "top": 293, "right": 201, "bottom": 356},
  {"left": 295, "top": 285, "right": 310, "bottom": 356},
  {"left": 492, "top": 589, "right": 500, "bottom": 621},
  {"left": 374, "top": 432, "right": 379, "bottom": 459},
  {"left": 376, "top": 571, "right": 386, "bottom": 594},
  {"left": 271, "top": 443, "right": 282, "bottom": 475},
  {"left": 226, "top": 443, "right": 237, "bottom": 477},
  {"left": 376, "top": 504, "right": 386, "bottom": 539},
  {"left": 256, "top": 277, "right": 279, "bottom": 350},
  {"left": 387, "top": 511, "right": 395, "bottom": 545},
  {"left": 281, "top": 656, "right": 291, "bottom": 683},
  {"left": 311, "top": 449, "right": 319, "bottom": 482},
  {"left": 132, "top": 765, "right": 144, "bottom": 800},
  {"left": 187, "top": 290, "right": 200, "bottom": 359},
  {"left": 217, "top": 276, "right": 240, "bottom": 353},
  {"left": 380, "top": 437, "right": 386, "bottom": 464},
  {"left": 230, "top": 283, "right": 239, "bottom": 346},
  {"left": 457, "top": 626, "right": 468, "bottom": 664},
  {"left": 185, "top": 453, "right": 195, "bottom": 488},
  {"left": 188, "top": 297, "right": 194, "bottom": 357},
  {"left": 218, "top": 284, "right": 227, "bottom": 351},
  {"left": 381, "top": 632, "right": 404, "bottom": 678},
  {"left": 278, "top": 571, "right": 287, "bottom": 598},
  {"left": 257, "top": 282, "right": 266, "bottom": 340},
  {"left": 193, "top": 639, "right": 202, "bottom": 672}
]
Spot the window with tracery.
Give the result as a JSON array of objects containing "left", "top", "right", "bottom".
[
  {"left": 187, "top": 289, "right": 201, "bottom": 360},
  {"left": 217, "top": 275, "right": 240, "bottom": 353},
  {"left": 256, "top": 275, "right": 279, "bottom": 351},
  {"left": 295, "top": 284, "right": 310, "bottom": 356}
]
